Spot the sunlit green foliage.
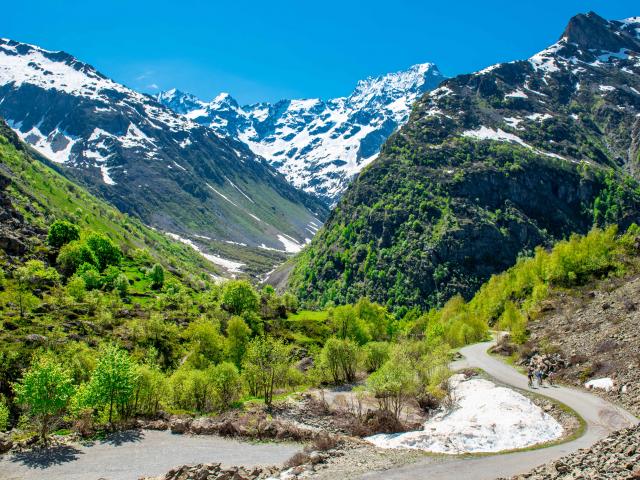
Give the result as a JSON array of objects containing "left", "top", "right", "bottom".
[{"left": 14, "top": 355, "right": 75, "bottom": 442}]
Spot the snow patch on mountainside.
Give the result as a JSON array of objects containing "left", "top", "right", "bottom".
[
  {"left": 165, "top": 232, "right": 244, "bottom": 274},
  {"left": 367, "top": 375, "right": 563, "bottom": 454},
  {"left": 158, "top": 63, "right": 446, "bottom": 203}
]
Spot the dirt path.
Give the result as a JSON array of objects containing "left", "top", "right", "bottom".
[
  {"left": 0, "top": 429, "right": 300, "bottom": 480},
  {"left": 359, "top": 340, "right": 638, "bottom": 479}
]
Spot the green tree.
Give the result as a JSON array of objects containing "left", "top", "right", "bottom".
[
  {"left": 225, "top": 316, "right": 251, "bottom": 367},
  {"left": 85, "top": 345, "right": 138, "bottom": 425},
  {"left": 85, "top": 232, "right": 122, "bottom": 271},
  {"left": 57, "top": 241, "right": 98, "bottom": 276},
  {"left": 330, "top": 305, "right": 370, "bottom": 344},
  {"left": 242, "top": 337, "right": 290, "bottom": 407},
  {"left": 78, "top": 263, "right": 102, "bottom": 290},
  {"left": 14, "top": 355, "right": 75, "bottom": 443},
  {"left": 367, "top": 355, "right": 417, "bottom": 420},
  {"left": 113, "top": 273, "right": 129, "bottom": 297},
  {"left": 184, "top": 318, "right": 225, "bottom": 369},
  {"left": 169, "top": 366, "right": 211, "bottom": 412},
  {"left": 47, "top": 220, "right": 80, "bottom": 249},
  {"left": 149, "top": 264, "right": 165, "bottom": 290},
  {"left": 14, "top": 260, "right": 59, "bottom": 319},
  {"left": 131, "top": 363, "right": 169, "bottom": 416},
  {"left": 222, "top": 280, "right": 259, "bottom": 316}
]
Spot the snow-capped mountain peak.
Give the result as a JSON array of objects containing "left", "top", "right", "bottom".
[{"left": 158, "top": 62, "right": 446, "bottom": 203}]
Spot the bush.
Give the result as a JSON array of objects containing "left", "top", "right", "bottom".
[
  {"left": 57, "top": 241, "right": 98, "bottom": 276},
  {"left": 47, "top": 220, "right": 80, "bottom": 249},
  {"left": 66, "top": 275, "right": 86, "bottom": 302},
  {"left": 149, "top": 264, "right": 165, "bottom": 290},
  {"left": 320, "top": 337, "right": 360, "bottom": 384},
  {"left": 208, "top": 362, "right": 242, "bottom": 409},
  {"left": 367, "top": 355, "right": 417, "bottom": 420},
  {"left": 0, "top": 399, "right": 9, "bottom": 431},
  {"left": 85, "top": 232, "right": 122, "bottom": 271},
  {"left": 363, "top": 342, "right": 390, "bottom": 372}
]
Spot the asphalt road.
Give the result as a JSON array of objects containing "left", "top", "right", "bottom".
[
  {"left": 0, "top": 429, "right": 300, "bottom": 480},
  {"left": 360, "top": 340, "right": 638, "bottom": 479}
]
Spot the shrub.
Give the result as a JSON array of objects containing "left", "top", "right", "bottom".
[
  {"left": 367, "top": 355, "right": 417, "bottom": 420},
  {"left": 66, "top": 275, "right": 86, "bottom": 302},
  {"left": 363, "top": 342, "right": 390, "bottom": 372},
  {"left": 85, "top": 232, "right": 122, "bottom": 271},
  {"left": 47, "top": 220, "right": 80, "bottom": 249},
  {"left": 57, "top": 241, "right": 98, "bottom": 276},
  {"left": 208, "top": 362, "right": 242, "bottom": 409},
  {"left": 149, "top": 264, "right": 165, "bottom": 289},
  {"left": 320, "top": 337, "right": 360, "bottom": 384},
  {"left": 0, "top": 398, "right": 9, "bottom": 431}
]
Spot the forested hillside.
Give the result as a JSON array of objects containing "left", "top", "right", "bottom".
[{"left": 289, "top": 13, "right": 640, "bottom": 311}]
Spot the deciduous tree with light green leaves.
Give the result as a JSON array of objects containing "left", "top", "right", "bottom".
[
  {"left": 242, "top": 336, "right": 290, "bottom": 407},
  {"left": 85, "top": 345, "right": 138, "bottom": 425},
  {"left": 14, "top": 355, "right": 75, "bottom": 443}
]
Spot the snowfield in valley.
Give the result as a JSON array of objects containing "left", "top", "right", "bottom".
[{"left": 367, "top": 374, "right": 563, "bottom": 454}]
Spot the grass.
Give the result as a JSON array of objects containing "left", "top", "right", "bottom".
[{"left": 287, "top": 310, "right": 330, "bottom": 322}]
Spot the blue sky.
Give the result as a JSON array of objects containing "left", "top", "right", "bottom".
[{"left": 2, "top": 1, "right": 638, "bottom": 104}]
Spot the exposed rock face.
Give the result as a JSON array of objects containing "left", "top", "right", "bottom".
[
  {"left": 506, "top": 425, "right": 640, "bottom": 479},
  {"left": 290, "top": 12, "right": 640, "bottom": 310}
]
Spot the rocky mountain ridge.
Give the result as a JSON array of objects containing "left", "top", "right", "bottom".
[
  {"left": 0, "top": 38, "right": 328, "bottom": 277},
  {"left": 158, "top": 63, "right": 446, "bottom": 203},
  {"left": 289, "top": 12, "right": 640, "bottom": 309}
]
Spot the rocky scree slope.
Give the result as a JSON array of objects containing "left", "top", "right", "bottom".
[
  {"left": 289, "top": 12, "right": 640, "bottom": 310},
  {"left": 0, "top": 38, "right": 328, "bottom": 264},
  {"left": 526, "top": 272, "right": 640, "bottom": 417},
  {"left": 504, "top": 425, "right": 640, "bottom": 480},
  {"left": 158, "top": 64, "right": 445, "bottom": 204}
]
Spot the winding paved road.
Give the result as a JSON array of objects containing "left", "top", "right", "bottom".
[
  {"left": 360, "top": 340, "right": 638, "bottom": 479},
  {"left": 0, "top": 429, "right": 299, "bottom": 480}
]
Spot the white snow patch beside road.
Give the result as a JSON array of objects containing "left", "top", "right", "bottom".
[
  {"left": 366, "top": 375, "right": 563, "bottom": 454},
  {"left": 585, "top": 377, "right": 614, "bottom": 392}
]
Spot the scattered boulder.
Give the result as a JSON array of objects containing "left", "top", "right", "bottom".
[{"left": 169, "top": 417, "right": 192, "bottom": 434}]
